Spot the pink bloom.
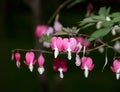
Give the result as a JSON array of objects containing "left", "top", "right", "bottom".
[
  {"left": 63, "top": 37, "right": 77, "bottom": 60},
  {"left": 38, "top": 54, "right": 45, "bottom": 75},
  {"left": 35, "top": 25, "right": 48, "bottom": 38},
  {"left": 15, "top": 52, "right": 21, "bottom": 68},
  {"left": 75, "top": 54, "right": 81, "bottom": 66},
  {"left": 76, "top": 36, "right": 90, "bottom": 48},
  {"left": 54, "top": 21, "right": 63, "bottom": 31},
  {"left": 24, "top": 52, "right": 36, "bottom": 72},
  {"left": 51, "top": 37, "right": 63, "bottom": 58},
  {"left": 110, "top": 59, "right": 120, "bottom": 80},
  {"left": 80, "top": 56, "right": 94, "bottom": 78},
  {"left": 53, "top": 58, "right": 68, "bottom": 78},
  {"left": 46, "top": 27, "right": 54, "bottom": 36}
]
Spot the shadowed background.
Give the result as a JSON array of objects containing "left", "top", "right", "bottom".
[{"left": 0, "top": 0, "right": 120, "bottom": 92}]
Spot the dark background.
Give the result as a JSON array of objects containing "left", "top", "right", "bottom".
[{"left": 0, "top": 0, "right": 120, "bottom": 92}]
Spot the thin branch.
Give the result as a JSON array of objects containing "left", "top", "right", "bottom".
[
  {"left": 87, "top": 36, "right": 120, "bottom": 52},
  {"left": 48, "top": 0, "right": 71, "bottom": 24},
  {"left": 11, "top": 36, "right": 120, "bottom": 54},
  {"left": 12, "top": 49, "right": 53, "bottom": 54}
]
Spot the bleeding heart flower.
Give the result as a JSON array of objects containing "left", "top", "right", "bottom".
[
  {"left": 75, "top": 54, "right": 81, "bottom": 66},
  {"left": 54, "top": 21, "right": 63, "bottom": 31},
  {"left": 53, "top": 58, "right": 68, "bottom": 78},
  {"left": 80, "top": 56, "right": 94, "bottom": 78},
  {"left": 51, "top": 37, "right": 63, "bottom": 58},
  {"left": 38, "top": 54, "right": 45, "bottom": 75},
  {"left": 35, "top": 25, "right": 48, "bottom": 38},
  {"left": 24, "top": 52, "right": 36, "bottom": 72},
  {"left": 15, "top": 52, "right": 21, "bottom": 68},
  {"left": 63, "top": 37, "right": 77, "bottom": 60},
  {"left": 110, "top": 59, "right": 120, "bottom": 80}
]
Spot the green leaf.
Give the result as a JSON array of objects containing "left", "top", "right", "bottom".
[
  {"left": 81, "top": 23, "right": 95, "bottom": 29},
  {"left": 88, "top": 28, "right": 111, "bottom": 42},
  {"left": 112, "top": 16, "right": 120, "bottom": 23},
  {"left": 92, "top": 15, "right": 105, "bottom": 20},
  {"left": 99, "top": 7, "right": 106, "bottom": 16},
  {"left": 79, "top": 17, "right": 95, "bottom": 26},
  {"left": 101, "top": 21, "right": 113, "bottom": 27},
  {"left": 106, "top": 7, "right": 111, "bottom": 15},
  {"left": 98, "top": 7, "right": 110, "bottom": 16},
  {"left": 41, "top": 35, "right": 52, "bottom": 42},
  {"left": 54, "top": 31, "right": 68, "bottom": 36},
  {"left": 110, "top": 12, "right": 120, "bottom": 18}
]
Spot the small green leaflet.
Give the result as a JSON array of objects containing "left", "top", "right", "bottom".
[
  {"left": 54, "top": 31, "right": 68, "bottom": 36},
  {"left": 101, "top": 21, "right": 113, "bottom": 27},
  {"left": 98, "top": 7, "right": 111, "bottom": 16},
  {"left": 54, "top": 27, "right": 80, "bottom": 36},
  {"left": 41, "top": 35, "right": 52, "bottom": 42},
  {"left": 88, "top": 28, "right": 111, "bottom": 42}
]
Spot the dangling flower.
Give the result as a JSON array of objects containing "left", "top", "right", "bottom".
[
  {"left": 54, "top": 14, "right": 63, "bottom": 31},
  {"left": 15, "top": 52, "right": 21, "bottom": 68},
  {"left": 46, "top": 27, "right": 54, "bottom": 36},
  {"left": 75, "top": 54, "right": 81, "bottom": 66},
  {"left": 24, "top": 52, "right": 36, "bottom": 72},
  {"left": 114, "top": 41, "right": 120, "bottom": 53},
  {"left": 38, "top": 54, "right": 45, "bottom": 75},
  {"left": 110, "top": 59, "right": 120, "bottom": 80},
  {"left": 63, "top": 38, "right": 77, "bottom": 60},
  {"left": 35, "top": 25, "right": 54, "bottom": 38},
  {"left": 54, "top": 21, "right": 63, "bottom": 31},
  {"left": 35, "top": 25, "right": 48, "bottom": 38},
  {"left": 51, "top": 37, "right": 63, "bottom": 58},
  {"left": 98, "top": 47, "right": 104, "bottom": 53},
  {"left": 80, "top": 56, "right": 94, "bottom": 78},
  {"left": 53, "top": 58, "right": 68, "bottom": 78}
]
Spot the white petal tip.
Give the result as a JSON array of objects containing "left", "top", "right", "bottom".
[
  {"left": 16, "top": 61, "right": 20, "bottom": 68},
  {"left": 58, "top": 68, "right": 64, "bottom": 79},
  {"left": 84, "top": 68, "right": 89, "bottom": 78},
  {"left": 116, "top": 73, "right": 120, "bottom": 80},
  {"left": 54, "top": 49, "right": 59, "bottom": 58},
  {"left": 68, "top": 51, "right": 72, "bottom": 60},
  {"left": 29, "top": 65, "right": 33, "bottom": 72},
  {"left": 38, "top": 67, "right": 45, "bottom": 75}
]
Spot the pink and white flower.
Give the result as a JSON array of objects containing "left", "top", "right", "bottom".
[
  {"left": 80, "top": 56, "right": 94, "bottom": 78},
  {"left": 111, "top": 59, "right": 120, "bottom": 80},
  {"left": 38, "top": 54, "right": 45, "bottom": 75},
  {"left": 35, "top": 25, "right": 53, "bottom": 38},
  {"left": 15, "top": 52, "right": 21, "bottom": 68},
  {"left": 63, "top": 37, "right": 77, "bottom": 60},
  {"left": 51, "top": 37, "right": 63, "bottom": 58},
  {"left": 75, "top": 54, "right": 81, "bottom": 66},
  {"left": 54, "top": 21, "right": 63, "bottom": 31},
  {"left": 24, "top": 52, "right": 36, "bottom": 72},
  {"left": 53, "top": 58, "right": 68, "bottom": 78},
  {"left": 35, "top": 25, "right": 48, "bottom": 38}
]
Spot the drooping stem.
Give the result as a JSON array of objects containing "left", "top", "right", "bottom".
[
  {"left": 11, "top": 36, "right": 120, "bottom": 54},
  {"left": 87, "top": 36, "right": 120, "bottom": 52},
  {"left": 48, "top": 0, "right": 71, "bottom": 24},
  {"left": 11, "top": 48, "right": 53, "bottom": 54}
]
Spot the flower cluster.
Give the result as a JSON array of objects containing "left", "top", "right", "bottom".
[
  {"left": 11, "top": 6, "right": 120, "bottom": 80},
  {"left": 13, "top": 52, "right": 45, "bottom": 75},
  {"left": 51, "top": 36, "right": 90, "bottom": 60},
  {"left": 13, "top": 51, "right": 95, "bottom": 78}
]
